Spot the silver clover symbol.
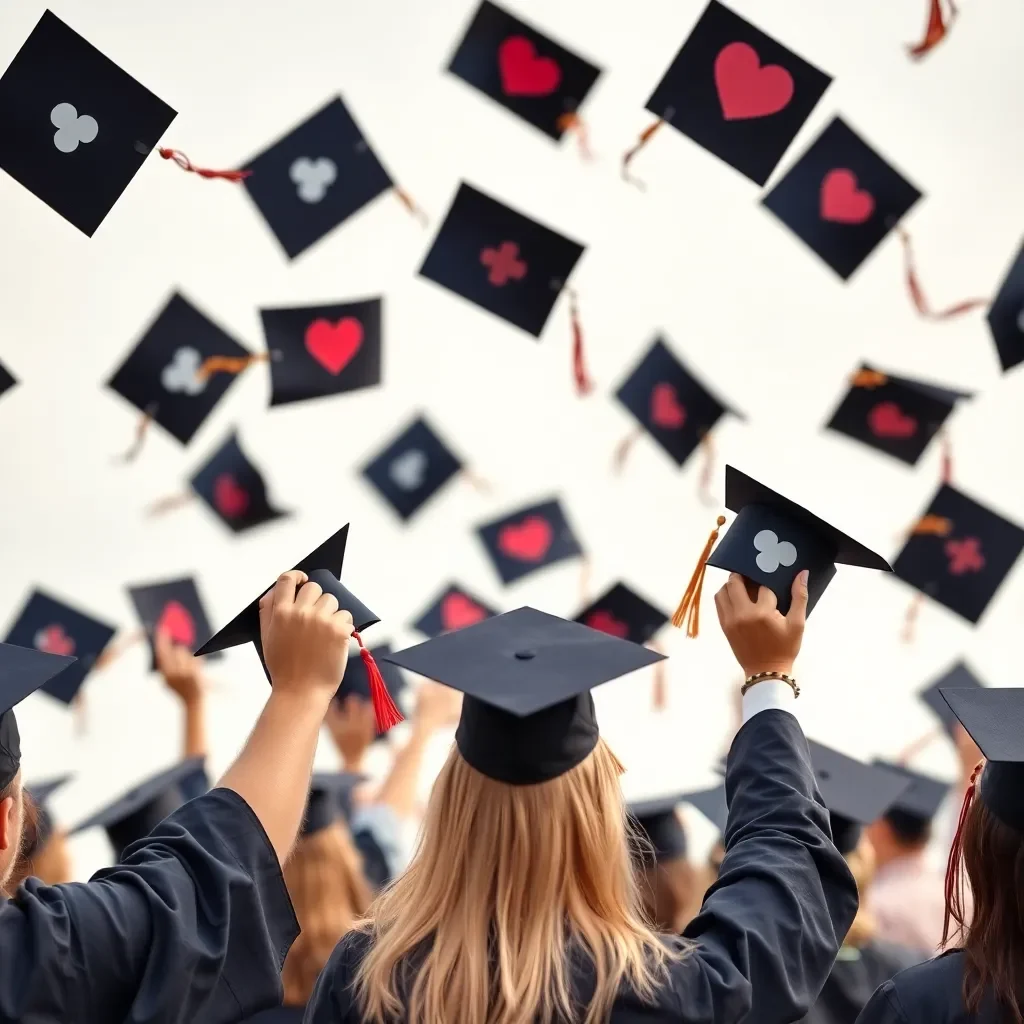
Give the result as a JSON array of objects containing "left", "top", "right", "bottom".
[
  {"left": 753, "top": 529, "right": 798, "bottom": 574},
  {"left": 51, "top": 102, "right": 98, "bottom": 154}
]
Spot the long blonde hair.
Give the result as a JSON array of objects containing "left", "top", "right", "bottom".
[
  {"left": 282, "top": 820, "right": 373, "bottom": 1005},
  {"left": 354, "top": 738, "right": 686, "bottom": 1024},
  {"left": 843, "top": 835, "right": 878, "bottom": 949}
]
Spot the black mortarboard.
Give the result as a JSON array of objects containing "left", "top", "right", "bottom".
[
  {"left": 826, "top": 364, "right": 971, "bottom": 467},
  {"left": 419, "top": 182, "right": 584, "bottom": 337},
  {"left": 0, "top": 11, "right": 176, "bottom": 236},
  {"left": 447, "top": 0, "right": 601, "bottom": 142},
  {"left": 262, "top": 297, "right": 382, "bottom": 407},
  {"left": 128, "top": 576, "right": 220, "bottom": 671},
  {"left": 645, "top": 0, "right": 831, "bottom": 186},
  {"left": 615, "top": 338, "right": 742, "bottom": 468},
  {"left": 0, "top": 362, "right": 16, "bottom": 402},
  {"left": 107, "top": 294, "right": 253, "bottom": 446},
  {"left": 685, "top": 783, "right": 730, "bottom": 834},
  {"left": 807, "top": 741, "right": 913, "bottom": 856},
  {"left": 892, "top": 484, "right": 1024, "bottom": 624},
  {"left": 412, "top": 584, "right": 500, "bottom": 638},
  {"left": 384, "top": 607, "right": 664, "bottom": 785},
  {"left": 920, "top": 661, "right": 985, "bottom": 736},
  {"left": 762, "top": 117, "right": 923, "bottom": 281},
  {"left": 70, "top": 758, "right": 202, "bottom": 859},
  {"left": 628, "top": 795, "right": 688, "bottom": 862},
  {"left": 241, "top": 97, "right": 394, "bottom": 260},
  {"left": 361, "top": 416, "right": 463, "bottom": 522},
  {"left": 696, "top": 466, "right": 891, "bottom": 616},
  {"left": 27, "top": 775, "right": 71, "bottom": 809},
  {"left": 872, "top": 760, "right": 951, "bottom": 826},
  {"left": 25, "top": 774, "right": 72, "bottom": 853},
  {"left": 190, "top": 432, "right": 289, "bottom": 533},
  {"left": 987, "top": 240, "right": 1024, "bottom": 373},
  {"left": 477, "top": 498, "right": 583, "bottom": 586},
  {"left": 335, "top": 641, "right": 410, "bottom": 742},
  {"left": 0, "top": 645, "right": 76, "bottom": 789},
  {"left": 302, "top": 772, "right": 364, "bottom": 836},
  {"left": 3, "top": 591, "right": 115, "bottom": 704},
  {"left": 574, "top": 583, "right": 668, "bottom": 646},
  {"left": 940, "top": 688, "right": 1024, "bottom": 831}
]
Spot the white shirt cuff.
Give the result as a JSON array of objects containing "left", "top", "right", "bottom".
[{"left": 741, "top": 678, "right": 797, "bottom": 723}]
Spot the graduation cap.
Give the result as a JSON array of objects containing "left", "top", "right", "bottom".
[
  {"left": 826, "top": 364, "right": 971, "bottom": 467},
  {"left": 190, "top": 432, "right": 290, "bottom": 533},
  {"left": 892, "top": 483, "right": 1024, "bottom": 625},
  {"left": 628, "top": 795, "right": 688, "bottom": 862},
  {"left": 615, "top": 338, "right": 742, "bottom": 469},
  {"left": 872, "top": 760, "right": 951, "bottom": 831},
  {"left": 128, "top": 576, "right": 220, "bottom": 670},
  {"left": 335, "top": 642, "right": 409, "bottom": 744},
  {"left": 0, "top": 362, "right": 16, "bottom": 402},
  {"left": 807, "top": 741, "right": 913, "bottom": 855},
  {"left": 261, "top": 297, "right": 382, "bottom": 407},
  {"left": 361, "top": 416, "right": 464, "bottom": 523},
  {"left": 412, "top": 584, "right": 500, "bottom": 638},
  {"left": 3, "top": 590, "right": 116, "bottom": 704},
  {"left": 684, "top": 783, "right": 729, "bottom": 834},
  {"left": 107, "top": 294, "right": 255, "bottom": 446},
  {"left": 384, "top": 607, "right": 664, "bottom": 785},
  {"left": 70, "top": 757, "right": 202, "bottom": 859},
  {"left": 940, "top": 687, "right": 1024, "bottom": 831},
  {"left": 640, "top": 0, "right": 832, "bottom": 186},
  {"left": 762, "top": 117, "right": 923, "bottom": 281},
  {"left": 195, "top": 525, "right": 400, "bottom": 732},
  {"left": 987, "top": 239, "right": 1024, "bottom": 373},
  {"left": 477, "top": 498, "right": 583, "bottom": 586},
  {"left": 446, "top": 0, "right": 602, "bottom": 144},
  {"left": 920, "top": 661, "right": 985, "bottom": 736},
  {"left": 672, "top": 465, "right": 891, "bottom": 631},
  {"left": 302, "top": 772, "right": 364, "bottom": 836},
  {"left": 574, "top": 583, "right": 668, "bottom": 646},
  {"left": 0, "top": 11, "right": 176, "bottom": 236},
  {"left": 25, "top": 775, "right": 72, "bottom": 853}
]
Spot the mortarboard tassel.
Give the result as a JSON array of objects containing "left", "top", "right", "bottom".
[
  {"left": 146, "top": 492, "right": 197, "bottom": 517},
  {"left": 622, "top": 118, "right": 664, "bottom": 190},
  {"left": 650, "top": 642, "right": 668, "bottom": 711},
  {"left": 196, "top": 352, "right": 271, "bottom": 382},
  {"left": 158, "top": 148, "right": 252, "bottom": 182},
  {"left": 897, "top": 227, "right": 989, "bottom": 320},
  {"left": 851, "top": 368, "right": 888, "bottom": 389},
  {"left": 567, "top": 289, "right": 593, "bottom": 396},
  {"left": 118, "top": 403, "right": 158, "bottom": 464},
  {"left": 900, "top": 592, "right": 925, "bottom": 644},
  {"left": 612, "top": 427, "right": 643, "bottom": 473},
  {"left": 461, "top": 467, "right": 493, "bottom": 494},
  {"left": 940, "top": 430, "right": 954, "bottom": 485},
  {"left": 671, "top": 516, "right": 727, "bottom": 637},
  {"left": 393, "top": 187, "right": 429, "bottom": 227},
  {"left": 942, "top": 759, "right": 984, "bottom": 947},
  {"left": 697, "top": 430, "right": 717, "bottom": 506},
  {"left": 353, "top": 631, "right": 404, "bottom": 734},
  {"left": 907, "top": 0, "right": 960, "bottom": 59},
  {"left": 556, "top": 113, "right": 593, "bottom": 161}
]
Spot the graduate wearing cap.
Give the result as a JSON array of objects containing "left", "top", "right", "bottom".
[
  {"left": 857, "top": 688, "right": 1024, "bottom": 1024},
  {"left": 0, "top": 570, "right": 359, "bottom": 1022},
  {"left": 307, "top": 574, "right": 858, "bottom": 1024}
]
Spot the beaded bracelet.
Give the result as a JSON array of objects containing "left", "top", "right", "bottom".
[{"left": 741, "top": 670, "right": 800, "bottom": 699}]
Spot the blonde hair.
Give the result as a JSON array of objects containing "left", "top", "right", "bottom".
[
  {"left": 354, "top": 738, "right": 686, "bottom": 1024},
  {"left": 282, "top": 820, "right": 373, "bottom": 1005},
  {"left": 843, "top": 835, "right": 878, "bottom": 949}
]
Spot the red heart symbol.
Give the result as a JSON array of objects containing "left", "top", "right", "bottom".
[
  {"left": 498, "top": 36, "right": 562, "bottom": 96},
  {"left": 868, "top": 401, "right": 918, "bottom": 439},
  {"left": 497, "top": 516, "right": 553, "bottom": 562},
  {"left": 821, "top": 169, "right": 875, "bottom": 224},
  {"left": 214, "top": 474, "right": 250, "bottom": 518},
  {"left": 650, "top": 383, "right": 687, "bottom": 429},
  {"left": 585, "top": 609, "right": 630, "bottom": 639},
  {"left": 304, "top": 317, "right": 364, "bottom": 375},
  {"left": 714, "top": 42, "right": 794, "bottom": 121},
  {"left": 441, "top": 592, "right": 487, "bottom": 632},
  {"left": 34, "top": 624, "right": 75, "bottom": 657},
  {"left": 157, "top": 601, "right": 196, "bottom": 647}
]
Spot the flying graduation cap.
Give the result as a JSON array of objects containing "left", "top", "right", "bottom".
[
  {"left": 195, "top": 525, "right": 401, "bottom": 732},
  {"left": 919, "top": 660, "right": 985, "bottom": 736},
  {"left": 302, "top": 772, "right": 364, "bottom": 836},
  {"left": 871, "top": 760, "right": 951, "bottom": 837}
]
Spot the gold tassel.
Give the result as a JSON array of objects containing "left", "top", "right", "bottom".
[{"left": 671, "top": 515, "right": 726, "bottom": 636}]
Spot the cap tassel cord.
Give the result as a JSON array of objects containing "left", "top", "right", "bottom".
[
  {"left": 650, "top": 642, "right": 668, "bottom": 711},
  {"left": 578, "top": 556, "right": 592, "bottom": 609},
  {"left": 900, "top": 592, "right": 925, "bottom": 644},
  {"left": 556, "top": 113, "right": 593, "bottom": 161},
  {"left": 354, "top": 631, "right": 404, "bottom": 734},
  {"left": 118, "top": 403, "right": 158, "bottom": 464},
  {"left": 940, "top": 431, "right": 954, "bottom": 486},
  {"left": 158, "top": 148, "right": 251, "bottom": 182},
  {"left": 461, "top": 467, "right": 493, "bottom": 494},
  {"left": 621, "top": 118, "right": 664, "bottom": 190},
  {"left": 196, "top": 353, "right": 271, "bottom": 382},
  {"left": 697, "top": 431, "right": 716, "bottom": 506},
  {"left": 897, "top": 227, "right": 989, "bottom": 320},
  {"left": 942, "top": 760, "right": 984, "bottom": 947},
  {"left": 851, "top": 369, "right": 889, "bottom": 389},
  {"left": 567, "top": 289, "right": 593, "bottom": 396},
  {"left": 671, "top": 515, "right": 727, "bottom": 636},
  {"left": 394, "top": 186, "right": 428, "bottom": 226},
  {"left": 146, "top": 492, "right": 196, "bottom": 518},
  {"left": 908, "top": 0, "right": 959, "bottom": 59},
  {"left": 612, "top": 427, "right": 642, "bottom": 473}
]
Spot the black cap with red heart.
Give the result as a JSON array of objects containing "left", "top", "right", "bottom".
[
  {"left": 574, "top": 583, "right": 668, "bottom": 647},
  {"left": 476, "top": 498, "right": 583, "bottom": 586},
  {"left": 127, "top": 577, "right": 221, "bottom": 670}
]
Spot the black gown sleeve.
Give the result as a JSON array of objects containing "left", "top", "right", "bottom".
[
  {"left": 0, "top": 787, "right": 299, "bottom": 1024},
  {"left": 855, "top": 982, "right": 909, "bottom": 1024},
  {"left": 304, "top": 931, "right": 372, "bottom": 1023},
  {"left": 662, "top": 709, "right": 859, "bottom": 1023}
]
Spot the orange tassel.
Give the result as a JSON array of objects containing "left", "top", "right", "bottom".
[
  {"left": 911, "top": 514, "right": 953, "bottom": 537},
  {"left": 567, "top": 289, "right": 593, "bottom": 396},
  {"left": 196, "top": 352, "right": 270, "bottom": 382},
  {"left": 622, "top": 118, "right": 664, "bottom": 190},
  {"left": 851, "top": 369, "right": 889, "bottom": 389},
  {"left": 671, "top": 515, "right": 727, "bottom": 637},
  {"left": 907, "top": 0, "right": 959, "bottom": 59},
  {"left": 158, "top": 148, "right": 251, "bottom": 182},
  {"left": 354, "top": 631, "right": 403, "bottom": 733},
  {"left": 612, "top": 427, "right": 642, "bottom": 473},
  {"left": 897, "top": 227, "right": 989, "bottom": 320},
  {"left": 556, "top": 112, "right": 593, "bottom": 160},
  {"left": 394, "top": 187, "right": 428, "bottom": 226},
  {"left": 942, "top": 759, "right": 983, "bottom": 947}
]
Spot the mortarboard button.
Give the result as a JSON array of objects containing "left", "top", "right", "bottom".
[
  {"left": 919, "top": 660, "right": 984, "bottom": 736},
  {"left": 241, "top": 97, "right": 398, "bottom": 260},
  {"left": 893, "top": 483, "right": 1024, "bottom": 625},
  {"left": 826, "top": 364, "right": 971, "bottom": 467},
  {"left": 0, "top": 362, "right": 16, "bottom": 403},
  {"left": 477, "top": 497, "right": 583, "bottom": 586},
  {"left": 128, "top": 577, "right": 221, "bottom": 671},
  {"left": 762, "top": 116, "right": 923, "bottom": 281},
  {"left": 361, "top": 416, "right": 463, "bottom": 522},
  {"left": 107, "top": 294, "right": 256, "bottom": 447},
  {"left": 261, "top": 297, "right": 382, "bottom": 407},
  {"left": 639, "top": 0, "right": 832, "bottom": 186},
  {"left": 3, "top": 591, "right": 115, "bottom": 704},
  {"left": 986, "top": 239, "right": 1024, "bottom": 373},
  {"left": 0, "top": 11, "right": 176, "bottom": 236},
  {"left": 412, "top": 584, "right": 500, "bottom": 638},
  {"left": 871, "top": 760, "right": 951, "bottom": 825},
  {"left": 574, "top": 583, "right": 668, "bottom": 647},
  {"left": 447, "top": 0, "right": 602, "bottom": 147},
  {"left": 384, "top": 607, "right": 664, "bottom": 785},
  {"left": 302, "top": 772, "right": 365, "bottom": 836}
]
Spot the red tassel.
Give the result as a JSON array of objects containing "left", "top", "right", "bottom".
[
  {"left": 907, "top": 0, "right": 959, "bottom": 59},
  {"left": 354, "top": 631, "right": 403, "bottom": 734},
  {"left": 567, "top": 289, "right": 593, "bottom": 396},
  {"left": 622, "top": 118, "right": 664, "bottom": 190},
  {"left": 942, "top": 760, "right": 983, "bottom": 947},
  {"left": 897, "top": 227, "right": 989, "bottom": 320},
  {"left": 158, "top": 148, "right": 251, "bottom": 182}
]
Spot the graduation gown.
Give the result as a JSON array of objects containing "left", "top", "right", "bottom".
[
  {"left": 855, "top": 949, "right": 1005, "bottom": 1024},
  {"left": 305, "top": 707, "right": 859, "bottom": 1023},
  {"left": 0, "top": 787, "right": 298, "bottom": 1024}
]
